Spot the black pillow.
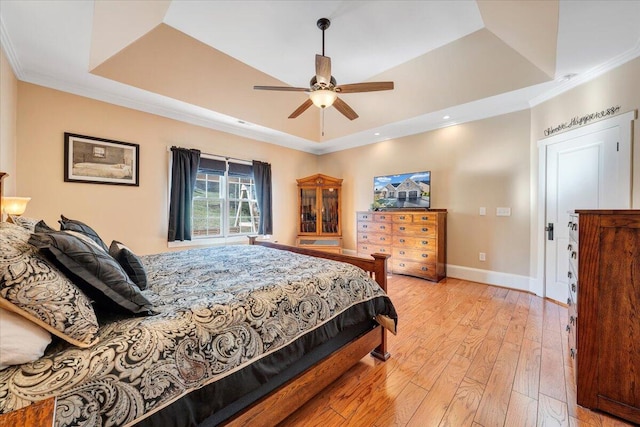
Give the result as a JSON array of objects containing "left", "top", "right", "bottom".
[
  {"left": 109, "top": 240, "right": 148, "bottom": 290},
  {"left": 58, "top": 215, "right": 109, "bottom": 253},
  {"left": 34, "top": 220, "right": 56, "bottom": 233},
  {"left": 29, "top": 231, "right": 154, "bottom": 315}
]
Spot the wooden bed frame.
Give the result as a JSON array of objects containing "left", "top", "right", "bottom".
[
  {"left": 224, "top": 238, "right": 391, "bottom": 426},
  {"left": 0, "top": 173, "right": 391, "bottom": 426}
]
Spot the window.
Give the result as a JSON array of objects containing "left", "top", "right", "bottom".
[{"left": 192, "top": 156, "right": 260, "bottom": 238}]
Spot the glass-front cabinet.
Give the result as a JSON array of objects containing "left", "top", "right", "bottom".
[{"left": 296, "top": 174, "right": 343, "bottom": 253}]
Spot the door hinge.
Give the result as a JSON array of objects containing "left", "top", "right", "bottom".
[{"left": 617, "top": 142, "right": 620, "bottom": 151}]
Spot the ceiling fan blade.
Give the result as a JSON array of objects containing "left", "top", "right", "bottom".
[
  {"left": 335, "top": 82, "right": 394, "bottom": 93},
  {"left": 254, "top": 85, "right": 309, "bottom": 92},
  {"left": 333, "top": 97, "right": 359, "bottom": 121},
  {"left": 288, "top": 99, "right": 314, "bottom": 119},
  {"left": 315, "top": 54, "right": 332, "bottom": 85}
]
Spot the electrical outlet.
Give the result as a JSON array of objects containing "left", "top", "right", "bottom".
[
  {"left": 479, "top": 207, "right": 486, "bottom": 216},
  {"left": 479, "top": 252, "right": 486, "bottom": 261},
  {"left": 496, "top": 207, "right": 511, "bottom": 216}
]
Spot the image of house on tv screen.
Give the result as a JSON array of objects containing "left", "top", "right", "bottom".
[{"left": 373, "top": 171, "right": 431, "bottom": 209}]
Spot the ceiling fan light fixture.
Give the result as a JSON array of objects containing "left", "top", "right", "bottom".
[{"left": 310, "top": 89, "right": 337, "bottom": 108}]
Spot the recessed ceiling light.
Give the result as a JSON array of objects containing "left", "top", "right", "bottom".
[
  {"left": 237, "top": 120, "right": 246, "bottom": 124},
  {"left": 560, "top": 73, "right": 577, "bottom": 82},
  {"left": 443, "top": 115, "right": 450, "bottom": 120},
  {"left": 374, "top": 132, "right": 380, "bottom": 136}
]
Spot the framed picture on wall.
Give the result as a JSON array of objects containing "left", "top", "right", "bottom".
[{"left": 64, "top": 133, "right": 140, "bottom": 186}]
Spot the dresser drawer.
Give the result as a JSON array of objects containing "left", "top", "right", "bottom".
[
  {"left": 392, "top": 259, "right": 436, "bottom": 280},
  {"left": 393, "top": 222, "right": 436, "bottom": 236},
  {"left": 358, "top": 243, "right": 391, "bottom": 256},
  {"left": 391, "top": 212, "right": 438, "bottom": 223},
  {"left": 357, "top": 212, "right": 373, "bottom": 222},
  {"left": 392, "top": 246, "right": 434, "bottom": 262},
  {"left": 373, "top": 213, "right": 393, "bottom": 223},
  {"left": 392, "top": 234, "right": 435, "bottom": 250},
  {"left": 358, "top": 221, "right": 391, "bottom": 234},
  {"left": 358, "top": 232, "right": 391, "bottom": 245}
]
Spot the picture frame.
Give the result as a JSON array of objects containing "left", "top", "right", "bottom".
[{"left": 64, "top": 133, "right": 139, "bottom": 186}]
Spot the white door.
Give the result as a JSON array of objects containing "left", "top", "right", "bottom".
[{"left": 544, "top": 125, "right": 630, "bottom": 303}]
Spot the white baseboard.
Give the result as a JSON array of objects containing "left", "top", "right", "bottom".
[
  {"left": 446, "top": 264, "right": 533, "bottom": 293},
  {"left": 342, "top": 251, "right": 537, "bottom": 295}
]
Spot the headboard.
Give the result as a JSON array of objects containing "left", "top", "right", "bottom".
[{"left": 0, "top": 172, "right": 6, "bottom": 203}]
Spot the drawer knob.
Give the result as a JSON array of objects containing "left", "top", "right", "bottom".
[
  {"left": 422, "top": 241, "right": 428, "bottom": 245},
  {"left": 399, "top": 216, "right": 406, "bottom": 220},
  {"left": 571, "top": 283, "right": 576, "bottom": 292},
  {"left": 399, "top": 263, "right": 405, "bottom": 267},
  {"left": 571, "top": 251, "right": 577, "bottom": 259},
  {"left": 572, "top": 224, "right": 577, "bottom": 230},
  {"left": 566, "top": 324, "right": 571, "bottom": 332},
  {"left": 362, "top": 246, "right": 368, "bottom": 250},
  {"left": 363, "top": 224, "right": 368, "bottom": 228},
  {"left": 568, "top": 221, "right": 573, "bottom": 228},
  {"left": 422, "top": 228, "right": 428, "bottom": 232},
  {"left": 567, "top": 271, "right": 573, "bottom": 279},
  {"left": 570, "top": 348, "right": 575, "bottom": 359},
  {"left": 399, "top": 239, "right": 405, "bottom": 243},
  {"left": 400, "top": 226, "right": 406, "bottom": 231},
  {"left": 567, "top": 297, "right": 571, "bottom": 305},
  {"left": 421, "top": 267, "right": 428, "bottom": 271},
  {"left": 570, "top": 315, "right": 575, "bottom": 325},
  {"left": 567, "top": 244, "right": 573, "bottom": 251},
  {"left": 399, "top": 251, "right": 405, "bottom": 255},
  {"left": 422, "top": 254, "right": 428, "bottom": 258},
  {"left": 380, "top": 225, "right": 386, "bottom": 230},
  {"left": 380, "top": 248, "right": 387, "bottom": 252},
  {"left": 380, "top": 237, "right": 386, "bottom": 241},
  {"left": 421, "top": 216, "right": 428, "bottom": 220},
  {"left": 380, "top": 216, "right": 386, "bottom": 220}
]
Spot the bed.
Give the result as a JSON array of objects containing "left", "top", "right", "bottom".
[
  {"left": 72, "top": 162, "right": 133, "bottom": 179},
  {"left": 0, "top": 173, "right": 396, "bottom": 426}
]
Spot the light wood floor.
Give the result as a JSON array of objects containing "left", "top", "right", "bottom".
[{"left": 279, "top": 275, "right": 635, "bottom": 427}]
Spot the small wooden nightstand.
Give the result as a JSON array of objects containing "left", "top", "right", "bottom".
[{"left": 0, "top": 397, "right": 55, "bottom": 427}]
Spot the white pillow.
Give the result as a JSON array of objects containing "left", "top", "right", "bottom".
[{"left": 0, "top": 306, "right": 52, "bottom": 370}]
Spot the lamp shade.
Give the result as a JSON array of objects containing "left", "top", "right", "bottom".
[
  {"left": 309, "top": 89, "right": 337, "bottom": 108},
  {"left": 1, "top": 197, "right": 31, "bottom": 216}
]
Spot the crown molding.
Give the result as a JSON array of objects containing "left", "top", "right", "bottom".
[
  {"left": 21, "top": 70, "right": 321, "bottom": 154},
  {"left": 0, "top": 16, "right": 24, "bottom": 79},
  {"left": 529, "top": 39, "right": 640, "bottom": 107}
]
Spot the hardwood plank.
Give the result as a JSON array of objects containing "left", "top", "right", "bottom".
[
  {"left": 540, "top": 346, "right": 567, "bottom": 403},
  {"left": 504, "top": 391, "right": 538, "bottom": 427},
  {"left": 513, "top": 338, "right": 542, "bottom": 399},
  {"left": 374, "top": 382, "right": 428, "bottom": 427},
  {"left": 537, "top": 393, "right": 569, "bottom": 427},
  {"left": 474, "top": 341, "right": 521, "bottom": 427},
  {"left": 466, "top": 338, "right": 501, "bottom": 385},
  {"left": 438, "top": 377, "right": 485, "bottom": 427},
  {"left": 406, "top": 354, "right": 471, "bottom": 427}
]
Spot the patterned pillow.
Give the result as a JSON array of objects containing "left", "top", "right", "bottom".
[
  {"left": 29, "top": 231, "right": 154, "bottom": 315},
  {"left": 109, "top": 240, "right": 148, "bottom": 290},
  {"left": 7, "top": 215, "right": 40, "bottom": 232},
  {"left": 0, "top": 222, "right": 99, "bottom": 348},
  {"left": 58, "top": 215, "right": 109, "bottom": 252}
]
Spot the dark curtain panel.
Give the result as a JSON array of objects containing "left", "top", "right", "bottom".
[
  {"left": 168, "top": 147, "right": 201, "bottom": 242},
  {"left": 252, "top": 160, "right": 273, "bottom": 235}
]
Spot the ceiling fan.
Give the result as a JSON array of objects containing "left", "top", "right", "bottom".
[{"left": 253, "top": 18, "right": 394, "bottom": 121}]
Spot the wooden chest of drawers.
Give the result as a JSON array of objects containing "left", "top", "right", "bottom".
[
  {"left": 567, "top": 210, "right": 640, "bottom": 425},
  {"left": 357, "top": 210, "right": 446, "bottom": 282}
]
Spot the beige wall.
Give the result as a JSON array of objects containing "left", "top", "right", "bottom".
[
  {"left": 531, "top": 57, "right": 640, "bottom": 204},
  {"left": 0, "top": 46, "right": 18, "bottom": 195},
  {"left": 15, "top": 83, "right": 318, "bottom": 254},
  {"left": 318, "top": 110, "right": 532, "bottom": 277}
]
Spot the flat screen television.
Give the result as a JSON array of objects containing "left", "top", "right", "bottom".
[{"left": 373, "top": 171, "right": 431, "bottom": 210}]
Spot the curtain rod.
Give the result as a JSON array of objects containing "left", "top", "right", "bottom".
[{"left": 168, "top": 146, "right": 252, "bottom": 165}]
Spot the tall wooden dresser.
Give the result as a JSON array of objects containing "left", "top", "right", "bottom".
[
  {"left": 356, "top": 210, "right": 446, "bottom": 282},
  {"left": 567, "top": 210, "right": 640, "bottom": 425}
]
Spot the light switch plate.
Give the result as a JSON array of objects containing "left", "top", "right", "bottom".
[
  {"left": 479, "top": 207, "right": 486, "bottom": 216},
  {"left": 496, "top": 207, "right": 511, "bottom": 216}
]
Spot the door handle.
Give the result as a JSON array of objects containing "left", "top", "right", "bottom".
[{"left": 546, "top": 223, "right": 554, "bottom": 240}]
